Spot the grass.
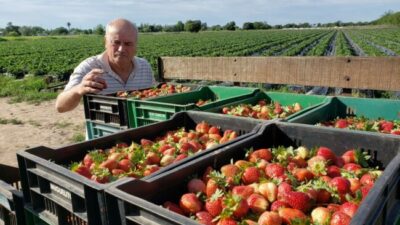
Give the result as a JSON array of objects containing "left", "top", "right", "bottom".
[
  {"left": 71, "top": 133, "right": 85, "bottom": 143},
  {"left": 0, "top": 75, "right": 58, "bottom": 103},
  {"left": 54, "top": 121, "right": 73, "bottom": 129},
  {"left": 0, "top": 117, "right": 24, "bottom": 125}
]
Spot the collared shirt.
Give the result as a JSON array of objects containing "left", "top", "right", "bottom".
[{"left": 64, "top": 53, "right": 155, "bottom": 94}]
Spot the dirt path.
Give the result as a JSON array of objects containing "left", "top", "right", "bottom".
[{"left": 0, "top": 98, "right": 86, "bottom": 167}]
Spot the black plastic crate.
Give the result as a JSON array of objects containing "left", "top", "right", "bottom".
[
  {"left": 83, "top": 83, "right": 201, "bottom": 128},
  {"left": 0, "top": 164, "right": 25, "bottom": 225},
  {"left": 105, "top": 122, "right": 400, "bottom": 225},
  {"left": 17, "top": 111, "right": 263, "bottom": 225}
]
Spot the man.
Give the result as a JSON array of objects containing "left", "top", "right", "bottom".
[{"left": 56, "top": 18, "right": 155, "bottom": 113}]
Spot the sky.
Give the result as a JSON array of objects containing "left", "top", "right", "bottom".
[{"left": 0, "top": 0, "right": 399, "bottom": 29}]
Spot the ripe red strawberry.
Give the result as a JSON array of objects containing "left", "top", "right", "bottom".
[
  {"left": 140, "top": 138, "right": 154, "bottom": 146},
  {"left": 246, "top": 193, "right": 269, "bottom": 214},
  {"left": 179, "top": 193, "right": 203, "bottom": 215},
  {"left": 391, "top": 130, "right": 400, "bottom": 135},
  {"left": 71, "top": 163, "right": 92, "bottom": 179},
  {"left": 348, "top": 178, "right": 361, "bottom": 194},
  {"left": 208, "top": 126, "right": 220, "bottom": 134},
  {"left": 232, "top": 185, "right": 254, "bottom": 199},
  {"left": 99, "top": 159, "right": 118, "bottom": 172},
  {"left": 217, "top": 218, "right": 237, "bottom": 225},
  {"left": 196, "top": 211, "right": 215, "bottom": 225},
  {"left": 205, "top": 198, "right": 223, "bottom": 217},
  {"left": 335, "top": 119, "right": 349, "bottom": 128},
  {"left": 196, "top": 121, "right": 210, "bottom": 133},
  {"left": 111, "top": 169, "right": 125, "bottom": 176},
  {"left": 231, "top": 198, "right": 249, "bottom": 219},
  {"left": 118, "top": 159, "right": 132, "bottom": 172},
  {"left": 174, "top": 153, "right": 187, "bottom": 162},
  {"left": 221, "top": 164, "right": 240, "bottom": 178},
  {"left": 341, "top": 150, "right": 356, "bottom": 164},
  {"left": 380, "top": 121, "right": 394, "bottom": 132},
  {"left": 327, "top": 203, "right": 341, "bottom": 213},
  {"left": 258, "top": 211, "right": 282, "bottom": 225},
  {"left": 265, "top": 163, "right": 285, "bottom": 178},
  {"left": 242, "top": 167, "right": 260, "bottom": 184},
  {"left": 330, "top": 177, "right": 351, "bottom": 195},
  {"left": 316, "top": 146, "right": 337, "bottom": 164},
  {"left": 248, "top": 148, "right": 272, "bottom": 163},
  {"left": 277, "top": 182, "right": 292, "bottom": 200},
  {"left": 293, "top": 168, "right": 314, "bottom": 182},
  {"left": 278, "top": 208, "right": 307, "bottom": 224},
  {"left": 360, "top": 173, "right": 376, "bottom": 186},
  {"left": 343, "top": 163, "right": 362, "bottom": 173},
  {"left": 83, "top": 154, "right": 94, "bottom": 168},
  {"left": 206, "top": 179, "right": 218, "bottom": 198},
  {"left": 284, "top": 191, "right": 312, "bottom": 213},
  {"left": 339, "top": 202, "right": 359, "bottom": 218},
  {"left": 361, "top": 185, "right": 372, "bottom": 200},
  {"left": 317, "top": 189, "right": 332, "bottom": 204},
  {"left": 259, "top": 182, "right": 278, "bottom": 202},
  {"left": 311, "top": 207, "right": 331, "bottom": 225},
  {"left": 270, "top": 200, "right": 290, "bottom": 212},
  {"left": 330, "top": 211, "right": 351, "bottom": 225},
  {"left": 327, "top": 165, "right": 341, "bottom": 178},
  {"left": 188, "top": 178, "right": 206, "bottom": 193},
  {"left": 163, "top": 201, "right": 185, "bottom": 215},
  {"left": 143, "top": 165, "right": 160, "bottom": 176}
]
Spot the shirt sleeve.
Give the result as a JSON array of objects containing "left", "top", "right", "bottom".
[{"left": 64, "top": 57, "right": 96, "bottom": 91}]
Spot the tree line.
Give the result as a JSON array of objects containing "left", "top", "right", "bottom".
[{"left": 0, "top": 19, "right": 374, "bottom": 37}]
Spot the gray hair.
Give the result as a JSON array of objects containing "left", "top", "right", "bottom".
[{"left": 105, "top": 18, "right": 138, "bottom": 39}]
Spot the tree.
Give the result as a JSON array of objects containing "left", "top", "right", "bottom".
[
  {"left": 224, "top": 21, "right": 236, "bottom": 31},
  {"left": 253, "top": 21, "right": 271, "bottom": 30},
  {"left": 201, "top": 22, "right": 208, "bottom": 31},
  {"left": 243, "top": 22, "right": 254, "bottom": 30},
  {"left": 94, "top": 24, "right": 105, "bottom": 35},
  {"left": 67, "top": 22, "right": 71, "bottom": 31},
  {"left": 5, "top": 22, "right": 20, "bottom": 36},
  {"left": 184, "top": 20, "right": 202, "bottom": 32},
  {"left": 51, "top": 27, "right": 69, "bottom": 35},
  {"left": 210, "top": 25, "right": 222, "bottom": 31},
  {"left": 175, "top": 21, "right": 184, "bottom": 32}
]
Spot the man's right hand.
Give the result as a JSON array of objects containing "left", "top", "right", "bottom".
[{"left": 78, "top": 68, "right": 108, "bottom": 95}]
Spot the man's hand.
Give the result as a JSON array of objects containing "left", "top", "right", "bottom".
[{"left": 78, "top": 69, "right": 108, "bottom": 95}]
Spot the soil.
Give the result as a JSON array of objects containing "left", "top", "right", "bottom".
[{"left": 0, "top": 98, "right": 86, "bottom": 167}]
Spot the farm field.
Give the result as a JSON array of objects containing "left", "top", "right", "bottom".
[{"left": 0, "top": 27, "right": 399, "bottom": 80}]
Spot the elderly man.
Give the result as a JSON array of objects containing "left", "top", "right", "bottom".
[{"left": 56, "top": 18, "right": 155, "bottom": 112}]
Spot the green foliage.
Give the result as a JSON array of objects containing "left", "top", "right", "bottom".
[
  {"left": 184, "top": 20, "right": 202, "bottom": 32},
  {"left": 94, "top": 24, "right": 105, "bottom": 35},
  {"left": 373, "top": 11, "right": 400, "bottom": 25},
  {"left": 0, "top": 76, "right": 57, "bottom": 103}
]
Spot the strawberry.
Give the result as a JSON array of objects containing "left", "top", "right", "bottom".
[
  {"left": 179, "top": 193, "right": 203, "bottom": 215},
  {"left": 339, "top": 202, "right": 359, "bottom": 218},
  {"left": 311, "top": 207, "right": 332, "bottom": 225},
  {"left": 293, "top": 168, "right": 314, "bottom": 182},
  {"left": 196, "top": 121, "right": 210, "bottom": 133},
  {"left": 270, "top": 200, "right": 290, "bottom": 212},
  {"left": 248, "top": 148, "right": 272, "bottom": 163},
  {"left": 258, "top": 211, "right": 282, "bottom": 225},
  {"left": 118, "top": 159, "right": 132, "bottom": 172},
  {"left": 232, "top": 185, "right": 254, "bottom": 199},
  {"left": 316, "top": 146, "right": 337, "bottom": 164},
  {"left": 174, "top": 153, "right": 187, "bottom": 162},
  {"left": 284, "top": 191, "right": 312, "bottom": 213},
  {"left": 99, "top": 159, "right": 118, "bottom": 172},
  {"left": 277, "top": 182, "right": 292, "bottom": 200},
  {"left": 317, "top": 189, "right": 332, "bottom": 204},
  {"left": 278, "top": 208, "right": 307, "bottom": 224},
  {"left": 246, "top": 193, "right": 269, "bottom": 214},
  {"left": 71, "top": 163, "right": 92, "bottom": 179},
  {"left": 265, "top": 163, "right": 285, "bottom": 178},
  {"left": 330, "top": 177, "right": 351, "bottom": 195},
  {"left": 361, "top": 185, "right": 372, "bottom": 200},
  {"left": 208, "top": 126, "right": 220, "bottom": 134},
  {"left": 143, "top": 165, "right": 160, "bottom": 176},
  {"left": 327, "top": 165, "right": 341, "bottom": 178},
  {"left": 83, "top": 153, "right": 94, "bottom": 168},
  {"left": 160, "top": 155, "right": 175, "bottom": 167},
  {"left": 221, "top": 164, "right": 240, "bottom": 178},
  {"left": 140, "top": 138, "right": 154, "bottom": 146},
  {"left": 348, "top": 178, "right": 361, "bottom": 194},
  {"left": 205, "top": 197, "right": 223, "bottom": 217},
  {"left": 341, "top": 150, "right": 356, "bottom": 164},
  {"left": 259, "top": 182, "right": 278, "bottom": 202},
  {"left": 196, "top": 211, "right": 215, "bottom": 225},
  {"left": 343, "top": 163, "right": 361, "bottom": 173},
  {"left": 330, "top": 211, "right": 351, "bottom": 225},
  {"left": 242, "top": 167, "right": 260, "bottom": 184},
  {"left": 360, "top": 173, "right": 376, "bottom": 186},
  {"left": 327, "top": 203, "right": 341, "bottom": 213},
  {"left": 111, "top": 169, "right": 125, "bottom": 176},
  {"left": 217, "top": 218, "right": 237, "bottom": 225},
  {"left": 206, "top": 179, "right": 219, "bottom": 198},
  {"left": 335, "top": 119, "right": 349, "bottom": 128},
  {"left": 163, "top": 201, "right": 185, "bottom": 215},
  {"left": 188, "top": 178, "right": 206, "bottom": 194}
]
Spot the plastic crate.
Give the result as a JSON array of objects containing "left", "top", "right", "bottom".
[
  {"left": 105, "top": 122, "right": 400, "bottom": 225},
  {"left": 288, "top": 96, "right": 400, "bottom": 126},
  {"left": 83, "top": 83, "right": 201, "bottom": 128},
  {"left": 24, "top": 206, "right": 49, "bottom": 225},
  {"left": 86, "top": 120, "right": 125, "bottom": 140},
  {"left": 205, "top": 91, "right": 331, "bottom": 121},
  {"left": 127, "top": 86, "right": 259, "bottom": 128},
  {"left": 0, "top": 164, "right": 26, "bottom": 225},
  {"left": 17, "top": 111, "right": 262, "bottom": 225}
]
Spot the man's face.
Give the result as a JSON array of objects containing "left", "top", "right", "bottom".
[{"left": 105, "top": 29, "right": 137, "bottom": 65}]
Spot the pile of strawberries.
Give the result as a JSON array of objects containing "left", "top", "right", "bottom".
[
  {"left": 116, "top": 83, "right": 192, "bottom": 99},
  {"left": 318, "top": 116, "right": 400, "bottom": 135},
  {"left": 196, "top": 99, "right": 213, "bottom": 106},
  {"left": 221, "top": 100, "right": 302, "bottom": 120},
  {"left": 163, "top": 146, "right": 381, "bottom": 225},
  {"left": 70, "top": 121, "right": 238, "bottom": 183}
]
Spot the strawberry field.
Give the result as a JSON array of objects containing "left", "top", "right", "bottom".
[{"left": 0, "top": 27, "right": 399, "bottom": 79}]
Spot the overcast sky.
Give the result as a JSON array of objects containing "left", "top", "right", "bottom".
[{"left": 0, "top": 0, "right": 399, "bottom": 29}]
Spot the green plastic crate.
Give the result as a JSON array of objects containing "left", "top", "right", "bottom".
[
  {"left": 25, "top": 207, "right": 50, "bottom": 225},
  {"left": 288, "top": 96, "right": 400, "bottom": 124},
  {"left": 86, "top": 120, "right": 125, "bottom": 140},
  {"left": 127, "top": 86, "right": 259, "bottom": 128},
  {"left": 205, "top": 91, "right": 331, "bottom": 121}
]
